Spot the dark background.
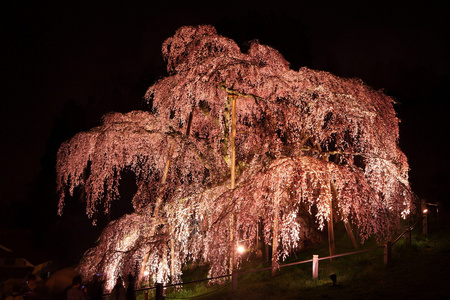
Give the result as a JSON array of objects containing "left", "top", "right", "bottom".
[{"left": 1, "top": 1, "right": 449, "bottom": 265}]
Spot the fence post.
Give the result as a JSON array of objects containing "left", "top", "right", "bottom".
[
  {"left": 404, "top": 227, "right": 411, "bottom": 246},
  {"left": 312, "top": 255, "right": 319, "bottom": 279},
  {"left": 144, "top": 290, "right": 148, "bottom": 300},
  {"left": 421, "top": 199, "right": 428, "bottom": 235},
  {"left": 384, "top": 242, "right": 392, "bottom": 266},
  {"left": 155, "top": 283, "right": 163, "bottom": 300},
  {"left": 437, "top": 201, "right": 440, "bottom": 225},
  {"left": 232, "top": 269, "right": 238, "bottom": 292}
]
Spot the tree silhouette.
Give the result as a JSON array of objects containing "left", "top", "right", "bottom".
[{"left": 57, "top": 25, "right": 412, "bottom": 291}]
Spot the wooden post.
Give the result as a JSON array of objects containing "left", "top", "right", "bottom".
[
  {"left": 265, "top": 242, "right": 270, "bottom": 263},
  {"left": 155, "top": 283, "right": 163, "bottom": 300},
  {"left": 344, "top": 221, "right": 358, "bottom": 249},
  {"left": 256, "top": 220, "right": 259, "bottom": 250},
  {"left": 232, "top": 269, "right": 238, "bottom": 293},
  {"left": 384, "top": 242, "right": 392, "bottom": 266},
  {"left": 404, "top": 227, "right": 411, "bottom": 246},
  {"left": 272, "top": 200, "right": 279, "bottom": 277},
  {"left": 144, "top": 290, "right": 148, "bottom": 300},
  {"left": 330, "top": 181, "right": 357, "bottom": 249},
  {"left": 229, "top": 214, "right": 236, "bottom": 272},
  {"left": 230, "top": 96, "right": 237, "bottom": 188},
  {"left": 437, "top": 201, "right": 440, "bottom": 225},
  {"left": 421, "top": 199, "right": 428, "bottom": 235},
  {"left": 327, "top": 197, "right": 335, "bottom": 262},
  {"left": 170, "top": 234, "right": 175, "bottom": 283},
  {"left": 229, "top": 94, "right": 237, "bottom": 272},
  {"left": 312, "top": 255, "right": 319, "bottom": 279}
]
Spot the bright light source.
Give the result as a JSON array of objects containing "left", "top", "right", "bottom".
[
  {"left": 423, "top": 209, "right": 428, "bottom": 214},
  {"left": 237, "top": 245, "right": 245, "bottom": 254},
  {"left": 144, "top": 270, "right": 149, "bottom": 276}
]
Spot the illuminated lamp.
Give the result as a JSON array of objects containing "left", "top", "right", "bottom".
[{"left": 237, "top": 245, "right": 245, "bottom": 254}]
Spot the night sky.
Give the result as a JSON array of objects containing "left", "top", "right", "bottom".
[{"left": 1, "top": 1, "right": 449, "bottom": 261}]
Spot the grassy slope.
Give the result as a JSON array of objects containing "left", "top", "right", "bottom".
[{"left": 141, "top": 210, "right": 450, "bottom": 299}]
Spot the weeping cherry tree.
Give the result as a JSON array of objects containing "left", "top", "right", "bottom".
[{"left": 56, "top": 25, "right": 413, "bottom": 291}]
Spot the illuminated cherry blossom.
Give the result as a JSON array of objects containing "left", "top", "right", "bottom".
[{"left": 57, "top": 25, "right": 412, "bottom": 291}]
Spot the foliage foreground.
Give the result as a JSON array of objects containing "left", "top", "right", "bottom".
[{"left": 56, "top": 25, "right": 413, "bottom": 291}]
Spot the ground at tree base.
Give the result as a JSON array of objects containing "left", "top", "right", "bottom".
[{"left": 194, "top": 210, "right": 450, "bottom": 299}]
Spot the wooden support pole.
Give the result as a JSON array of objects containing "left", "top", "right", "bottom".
[
  {"left": 229, "top": 214, "right": 236, "bottom": 273},
  {"left": 327, "top": 197, "right": 335, "bottom": 262},
  {"left": 170, "top": 234, "right": 175, "bottom": 283},
  {"left": 312, "top": 255, "right": 319, "bottom": 279},
  {"left": 404, "top": 227, "right": 411, "bottom": 246},
  {"left": 421, "top": 199, "right": 428, "bottom": 235},
  {"left": 256, "top": 220, "right": 259, "bottom": 249},
  {"left": 384, "top": 242, "right": 392, "bottom": 266},
  {"left": 230, "top": 96, "right": 237, "bottom": 189},
  {"left": 229, "top": 94, "right": 237, "bottom": 272},
  {"left": 272, "top": 201, "right": 279, "bottom": 277},
  {"left": 330, "top": 180, "right": 358, "bottom": 249},
  {"left": 344, "top": 220, "right": 358, "bottom": 249},
  {"left": 265, "top": 242, "right": 270, "bottom": 263},
  {"left": 155, "top": 283, "right": 164, "bottom": 300},
  {"left": 232, "top": 269, "right": 238, "bottom": 293},
  {"left": 437, "top": 201, "right": 440, "bottom": 224}
]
